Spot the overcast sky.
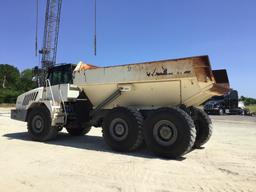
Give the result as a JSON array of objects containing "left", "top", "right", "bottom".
[{"left": 0, "top": 0, "right": 255, "bottom": 97}]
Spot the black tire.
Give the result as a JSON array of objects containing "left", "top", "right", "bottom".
[
  {"left": 27, "top": 106, "right": 58, "bottom": 141},
  {"left": 66, "top": 125, "right": 91, "bottom": 136},
  {"left": 102, "top": 107, "right": 143, "bottom": 152},
  {"left": 143, "top": 107, "right": 196, "bottom": 158},
  {"left": 191, "top": 107, "right": 213, "bottom": 148}
]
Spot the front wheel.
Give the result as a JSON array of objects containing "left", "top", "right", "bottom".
[{"left": 27, "top": 106, "right": 58, "bottom": 141}]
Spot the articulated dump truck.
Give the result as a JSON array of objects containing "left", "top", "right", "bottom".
[{"left": 11, "top": 55, "right": 230, "bottom": 158}]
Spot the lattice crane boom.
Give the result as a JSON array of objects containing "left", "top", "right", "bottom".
[{"left": 39, "top": 0, "right": 62, "bottom": 70}]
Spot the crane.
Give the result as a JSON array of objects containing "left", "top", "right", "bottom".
[
  {"left": 39, "top": 0, "right": 62, "bottom": 69},
  {"left": 36, "top": 0, "right": 62, "bottom": 86}
]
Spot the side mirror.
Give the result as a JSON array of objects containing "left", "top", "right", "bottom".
[
  {"left": 32, "top": 76, "right": 38, "bottom": 82},
  {"left": 32, "top": 66, "right": 43, "bottom": 87}
]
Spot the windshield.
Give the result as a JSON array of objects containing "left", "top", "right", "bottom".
[
  {"left": 206, "top": 100, "right": 222, "bottom": 105},
  {"left": 47, "top": 65, "right": 74, "bottom": 86},
  {"left": 211, "top": 96, "right": 224, "bottom": 100}
]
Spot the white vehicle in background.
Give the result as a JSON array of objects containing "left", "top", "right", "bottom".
[
  {"left": 238, "top": 101, "right": 245, "bottom": 109},
  {"left": 11, "top": 56, "right": 230, "bottom": 158}
]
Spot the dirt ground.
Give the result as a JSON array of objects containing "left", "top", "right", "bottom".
[{"left": 0, "top": 108, "right": 255, "bottom": 192}]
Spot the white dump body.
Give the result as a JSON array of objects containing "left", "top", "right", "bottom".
[{"left": 73, "top": 56, "right": 229, "bottom": 109}]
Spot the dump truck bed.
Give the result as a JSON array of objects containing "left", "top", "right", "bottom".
[{"left": 73, "top": 55, "right": 229, "bottom": 109}]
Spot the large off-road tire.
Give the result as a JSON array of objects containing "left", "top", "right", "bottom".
[
  {"left": 102, "top": 107, "right": 144, "bottom": 152},
  {"left": 143, "top": 107, "right": 196, "bottom": 158},
  {"left": 191, "top": 107, "right": 213, "bottom": 148},
  {"left": 66, "top": 125, "right": 91, "bottom": 136},
  {"left": 27, "top": 106, "right": 58, "bottom": 141}
]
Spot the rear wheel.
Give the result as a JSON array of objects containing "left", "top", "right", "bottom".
[
  {"left": 191, "top": 107, "right": 213, "bottom": 148},
  {"left": 102, "top": 107, "right": 143, "bottom": 152},
  {"left": 27, "top": 106, "right": 58, "bottom": 141},
  {"left": 143, "top": 107, "right": 196, "bottom": 158}
]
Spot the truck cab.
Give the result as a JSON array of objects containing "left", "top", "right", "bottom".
[
  {"left": 11, "top": 64, "right": 80, "bottom": 125},
  {"left": 204, "top": 89, "right": 245, "bottom": 115},
  {"left": 47, "top": 64, "right": 75, "bottom": 86}
]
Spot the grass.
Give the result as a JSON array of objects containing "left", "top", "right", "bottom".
[{"left": 245, "top": 105, "right": 256, "bottom": 113}]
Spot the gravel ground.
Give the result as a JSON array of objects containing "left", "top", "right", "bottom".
[{"left": 0, "top": 108, "right": 255, "bottom": 192}]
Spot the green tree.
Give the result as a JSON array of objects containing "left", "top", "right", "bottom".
[
  {"left": 0, "top": 64, "right": 20, "bottom": 89},
  {"left": 240, "top": 96, "right": 256, "bottom": 105},
  {"left": 17, "top": 69, "right": 37, "bottom": 92},
  {"left": 0, "top": 65, "right": 38, "bottom": 103}
]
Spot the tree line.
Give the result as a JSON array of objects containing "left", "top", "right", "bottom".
[
  {"left": 240, "top": 96, "right": 256, "bottom": 106},
  {"left": 0, "top": 64, "right": 36, "bottom": 103}
]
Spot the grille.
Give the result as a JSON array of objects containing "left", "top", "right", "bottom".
[
  {"left": 22, "top": 92, "right": 39, "bottom": 106},
  {"left": 204, "top": 104, "right": 214, "bottom": 110}
]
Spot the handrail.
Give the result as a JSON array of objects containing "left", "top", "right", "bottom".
[
  {"left": 59, "top": 88, "right": 67, "bottom": 124},
  {"left": 45, "top": 79, "right": 56, "bottom": 104}
]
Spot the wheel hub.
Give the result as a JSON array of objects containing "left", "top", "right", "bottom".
[
  {"left": 35, "top": 119, "right": 42, "bottom": 128},
  {"left": 153, "top": 120, "right": 178, "bottom": 146},
  {"left": 115, "top": 124, "right": 126, "bottom": 136},
  {"left": 32, "top": 115, "right": 44, "bottom": 133},
  {"left": 109, "top": 118, "right": 129, "bottom": 141},
  {"left": 159, "top": 126, "right": 173, "bottom": 140}
]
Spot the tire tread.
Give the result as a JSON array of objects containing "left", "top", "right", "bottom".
[{"left": 191, "top": 107, "right": 213, "bottom": 148}]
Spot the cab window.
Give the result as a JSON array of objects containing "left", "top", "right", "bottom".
[{"left": 48, "top": 65, "right": 74, "bottom": 86}]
